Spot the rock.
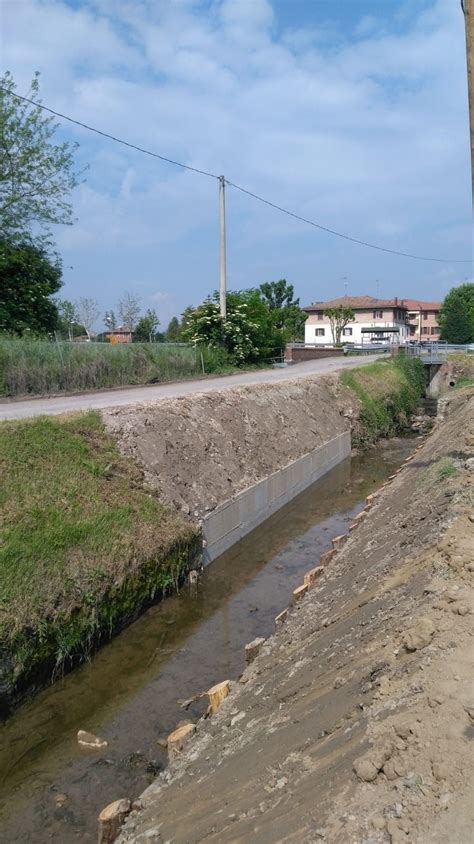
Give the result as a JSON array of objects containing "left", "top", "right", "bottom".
[
  {"left": 393, "top": 721, "right": 413, "bottom": 741},
  {"left": 353, "top": 758, "right": 379, "bottom": 782},
  {"left": 245, "top": 637, "right": 265, "bottom": 665},
  {"left": 465, "top": 457, "right": 474, "bottom": 471},
  {"left": 401, "top": 617, "right": 435, "bottom": 651},
  {"left": 432, "top": 761, "right": 449, "bottom": 781},
  {"left": 372, "top": 816, "right": 386, "bottom": 831},
  {"left": 333, "top": 676, "right": 346, "bottom": 689},
  {"left": 53, "top": 793, "right": 68, "bottom": 807},
  {"left": 77, "top": 730, "right": 108, "bottom": 749}
]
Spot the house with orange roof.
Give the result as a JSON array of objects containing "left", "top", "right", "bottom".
[
  {"left": 302, "top": 296, "right": 410, "bottom": 345},
  {"left": 403, "top": 299, "right": 441, "bottom": 342}
]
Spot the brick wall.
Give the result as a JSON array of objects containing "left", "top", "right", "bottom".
[{"left": 285, "top": 345, "right": 344, "bottom": 363}]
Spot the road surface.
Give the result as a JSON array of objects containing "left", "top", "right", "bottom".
[{"left": 0, "top": 355, "right": 379, "bottom": 421}]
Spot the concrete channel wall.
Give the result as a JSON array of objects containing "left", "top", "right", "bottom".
[{"left": 202, "top": 431, "right": 351, "bottom": 564}]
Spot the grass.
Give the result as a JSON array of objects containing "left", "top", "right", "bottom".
[
  {"left": 418, "top": 457, "right": 459, "bottom": 488},
  {"left": 340, "top": 355, "right": 425, "bottom": 446},
  {"left": 454, "top": 377, "right": 474, "bottom": 389},
  {"left": 0, "top": 411, "right": 200, "bottom": 712},
  {"left": 0, "top": 338, "right": 234, "bottom": 397}
]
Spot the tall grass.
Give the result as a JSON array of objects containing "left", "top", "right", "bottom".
[
  {"left": 0, "top": 338, "right": 232, "bottom": 396},
  {"left": 340, "top": 356, "right": 425, "bottom": 445}
]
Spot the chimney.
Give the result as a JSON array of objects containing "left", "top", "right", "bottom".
[{"left": 394, "top": 296, "right": 398, "bottom": 305}]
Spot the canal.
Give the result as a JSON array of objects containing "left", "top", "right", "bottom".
[{"left": 0, "top": 436, "right": 416, "bottom": 842}]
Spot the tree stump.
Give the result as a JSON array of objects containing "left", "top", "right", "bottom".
[
  {"left": 97, "top": 798, "right": 131, "bottom": 844},
  {"left": 206, "top": 680, "right": 230, "bottom": 715}
]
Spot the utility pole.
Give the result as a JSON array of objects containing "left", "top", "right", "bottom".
[
  {"left": 219, "top": 175, "right": 227, "bottom": 318},
  {"left": 462, "top": 0, "right": 474, "bottom": 202}
]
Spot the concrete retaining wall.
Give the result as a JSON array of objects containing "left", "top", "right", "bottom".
[
  {"left": 202, "top": 431, "right": 351, "bottom": 564},
  {"left": 285, "top": 345, "right": 344, "bottom": 363}
]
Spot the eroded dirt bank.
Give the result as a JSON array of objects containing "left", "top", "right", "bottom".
[
  {"left": 118, "top": 388, "right": 474, "bottom": 844},
  {"left": 103, "top": 376, "right": 358, "bottom": 518}
]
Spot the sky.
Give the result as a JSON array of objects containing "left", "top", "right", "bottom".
[{"left": 1, "top": 0, "right": 472, "bottom": 329}]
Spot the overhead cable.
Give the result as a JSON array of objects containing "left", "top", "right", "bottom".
[{"left": 1, "top": 86, "right": 471, "bottom": 264}]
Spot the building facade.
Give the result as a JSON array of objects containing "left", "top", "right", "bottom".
[
  {"left": 404, "top": 300, "right": 441, "bottom": 342},
  {"left": 303, "top": 296, "right": 410, "bottom": 346}
]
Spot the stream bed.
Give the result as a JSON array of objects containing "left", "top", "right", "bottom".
[{"left": 0, "top": 436, "right": 417, "bottom": 842}]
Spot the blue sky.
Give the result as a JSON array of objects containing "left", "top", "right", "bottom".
[{"left": 1, "top": 0, "right": 472, "bottom": 330}]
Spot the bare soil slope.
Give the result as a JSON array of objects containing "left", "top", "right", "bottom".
[
  {"left": 103, "top": 376, "right": 354, "bottom": 517},
  {"left": 118, "top": 388, "right": 474, "bottom": 844}
]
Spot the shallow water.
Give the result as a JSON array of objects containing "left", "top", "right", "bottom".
[{"left": 0, "top": 436, "right": 416, "bottom": 842}]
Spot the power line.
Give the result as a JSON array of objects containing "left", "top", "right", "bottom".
[
  {"left": 0, "top": 89, "right": 220, "bottom": 180},
  {"left": 1, "top": 86, "right": 471, "bottom": 264},
  {"left": 225, "top": 180, "right": 471, "bottom": 264}
]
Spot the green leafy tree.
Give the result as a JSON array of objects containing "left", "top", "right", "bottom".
[
  {"left": 259, "top": 279, "right": 307, "bottom": 341},
  {"left": 166, "top": 316, "right": 181, "bottom": 342},
  {"left": 0, "top": 71, "right": 82, "bottom": 245},
  {"left": 134, "top": 309, "right": 160, "bottom": 342},
  {"left": 439, "top": 283, "right": 474, "bottom": 343},
  {"left": 0, "top": 238, "right": 61, "bottom": 334},
  {"left": 324, "top": 306, "right": 355, "bottom": 345},
  {"left": 104, "top": 310, "right": 117, "bottom": 331},
  {"left": 57, "top": 299, "right": 81, "bottom": 340}
]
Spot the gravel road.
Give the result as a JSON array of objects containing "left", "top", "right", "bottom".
[{"left": 0, "top": 355, "right": 379, "bottom": 420}]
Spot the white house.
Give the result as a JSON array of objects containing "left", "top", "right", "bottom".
[{"left": 302, "top": 296, "right": 410, "bottom": 346}]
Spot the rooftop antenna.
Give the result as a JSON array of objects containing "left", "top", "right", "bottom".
[{"left": 341, "top": 276, "right": 348, "bottom": 296}]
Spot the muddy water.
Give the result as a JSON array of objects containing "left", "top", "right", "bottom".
[{"left": 0, "top": 437, "right": 416, "bottom": 843}]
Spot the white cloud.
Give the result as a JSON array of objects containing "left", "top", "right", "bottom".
[{"left": 1, "top": 0, "right": 471, "bottom": 319}]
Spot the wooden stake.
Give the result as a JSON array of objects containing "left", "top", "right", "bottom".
[
  {"left": 293, "top": 583, "right": 309, "bottom": 603},
  {"left": 207, "top": 680, "right": 231, "bottom": 715},
  {"left": 97, "top": 798, "right": 131, "bottom": 844},
  {"left": 304, "top": 566, "right": 323, "bottom": 587},
  {"left": 167, "top": 722, "right": 195, "bottom": 761},
  {"left": 275, "top": 608, "right": 288, "bottom": 626}
]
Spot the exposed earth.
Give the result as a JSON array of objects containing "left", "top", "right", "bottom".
[{"left": 117, "top": 387, "right": 474, "bottom": 844}]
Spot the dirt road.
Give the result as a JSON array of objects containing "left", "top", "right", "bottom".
[
  {"left": 117, "top": 388, "right": 474, "bottom": 844},
  {"left": 0, "top": 355, "right": 378, "bottom": 420}
]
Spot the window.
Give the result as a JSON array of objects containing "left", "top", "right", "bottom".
[
  {"left": 423, "top": 311, "right": 428, "bottom": 320},
  {"left": 431, "top": 327, "right": 438, "bottom": 335},
  {"left": 317, "top": 313, "right": 323, "bottom": 320},
  {"left": 343, "top": 328, "right": 353, "bottom": 336},
  {"left": 373, "top": 310, "right": 383, "bottom": 318},
  {"left": 315, "top": 328, "right": 325, "bottom": 336}
]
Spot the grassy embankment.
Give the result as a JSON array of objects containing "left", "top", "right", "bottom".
[
  {"left": 340, "top": 355, "right": 425, "bottom": 446},
  {"left": 0, "top": 338, "right": 233, "bottom": 397},
  {"left": 0, "top": 411, "right": 200, "bottom": 716}
]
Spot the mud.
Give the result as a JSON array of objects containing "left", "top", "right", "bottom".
[{"left": 118, "top": 388, "right": 474, "bottom": 844}]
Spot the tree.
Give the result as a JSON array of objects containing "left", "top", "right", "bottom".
[
  {"left": 134, "top": 309, "right": 160, "bottom": 342},
  {"left": 260, "top": 279, "right": 297, "bottom": 310},
  {"left": 324, "top": 306, "right": 355, "bottom": 345},
  {"left": 259, "top": 279, "right": 307, "bottom": 341},
  {"left": 104, "top": 310, "right": 117, "bottom": 331},
  {"left": 0, "top": 71, "right": 82, "bottom": 245},
  {"left": 57, "top": 299, "right": 78, "bottom": 340},
  {"left": 0, "top": 238, "right": 62, "bottom": 334},
  {"left": 75, "top": 297, "right": 99, "bottom": 339},
  {"left": 118, "top": 291, "right": 141, "bottom": 330},
  {"left": 438, "top": 283, "right": 474, "bottom": 343},
  {"left": 182, "top": 289, "right": 283, "bottom": 365},
  {"left": 166, "top": 316, "right": 181, "bottom": 342}
]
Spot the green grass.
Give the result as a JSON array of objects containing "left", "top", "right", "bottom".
[
  {"left": 454, "top": 377, "right": 474, "bottom": 389},
  {"left": 0, "top": 412, "right": 200, "bottom": 712},
  {"left": 340, "top": 356, "right": 425, "bottom": 446},
  {"left": 418, "top": 457, "right": 459, "bottom": 488},
  {"left": 0, "top": 338, "right": 234, "bottom": 396}
]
